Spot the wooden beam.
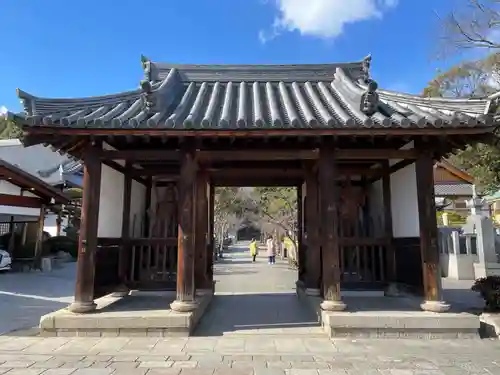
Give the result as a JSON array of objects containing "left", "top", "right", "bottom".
[
  {"left": 171, "top": 149, "right": 198, "bottom": 312},
  {"left": 99, "top": 149, "right": 180, "bottom": 161},
  {"left": 69, "top": 143, "right": 102, "bottom": 313},
  {"left": 103, "top": 160, "right": 147, "bottom": 186},
  {"left": 25, "top": 126, "right": 495, "bottom": 138},
  {"left": 198, "top": 149, "right": 318, "bottom": 161},
  {"left": 0, "top": 194, "right": 45, "bottom": 208},
  {"left": 319, "top": 147, "right": 346, "bottom": 310},
  {"left": 335, "top": 149, "right": 418, "bottom": 160}
]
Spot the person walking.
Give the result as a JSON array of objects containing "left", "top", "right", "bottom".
[
  {"left": 249, "top": 238, "right": 258, "bottom": 262},
  {"left": 266, "top": 235, "right": 276, "bottom": 264}
]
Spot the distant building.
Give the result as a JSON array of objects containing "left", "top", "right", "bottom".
[
  {"left": 434, "top": 160, "right": 474, "bottom": 217},
  {"left": 0, "top": 139, "right": 81, "bottom": 235}
]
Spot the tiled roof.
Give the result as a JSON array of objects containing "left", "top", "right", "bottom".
[
  {"left": 0, "top": 159, "right": 69, "bottom": 204},
  {"left": 37, "top": 159, "right": 83, "bottom": 179},
  {"left": 9, "top": 56, "right": 496, "bottom": 130},
  {"left": 434, "top": 183, "right": 474, "bottom": 197}
]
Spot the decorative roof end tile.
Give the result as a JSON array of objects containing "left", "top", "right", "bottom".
[{"left": 360, "top": 80, "right": 379, "bottom": 116}]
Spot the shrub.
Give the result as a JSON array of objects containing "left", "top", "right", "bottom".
[
  {"left": 43, "top": 236, "right": 78, "bottom": 259},
  {"left": 471, "top": 276, "right": 500, "bottom": 311}
]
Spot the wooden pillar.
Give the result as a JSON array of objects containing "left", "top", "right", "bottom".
[
  {"left": 114, "top": 162, "right": 132, "bottom": 296},
  {"left": 34, "top": 204, "right": 46, "bottom": 269},
  {"left": 194, "top": 168, "right": 211, "bottom": 293},
  {"left": 144, "top": 178, "right": 152, "bottom": 237},
  {"left": 170, "top": 150, "right": 198, "bottom": 312},
  {"left": 305, "top": 164, "right": 321, "bottom": 295},
  {"left": 56, "top": 212, "right": 62, "bottom": 236},
  {"left": 297, "top": 183, "right": 305, "bottom": 284},
  {"left": 7, "top": 216, "right": 15, "bottom": 256},
  {"left": 415, "top": 146, "right": 450, "bottom": 312},
  {"left": 208, "top": 183, "right": 215, "bottom": 279},
  {"left": 69, "top": 144, "right": 102, "bottom": 313},
  {"left": 319, "top": 147, "right": 346, "bottom": 311},
  {"left": 382, "top": 161, "right": 396, "bottom": 283}
]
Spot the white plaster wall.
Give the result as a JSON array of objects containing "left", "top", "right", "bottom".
[
  {"left": 97, "top": 164, "right": 124, "bottom": 237},
  {"left": 390, "top": 162, "right": 420, "bottom": 238},
  {"left": 130, "top": 180, "right": 146, "bottom": 237},
  {"left": 0, "top": 180, "right": 41, "bottom": 217},
  {"left": 368, "top": 179, "right": 384, "bottom": 236}
]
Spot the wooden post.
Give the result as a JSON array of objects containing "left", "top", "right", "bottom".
[
  {"left": 305, "top": 164, "right": 321, "bottom": 295},
  {"left": 297, "top": 184, "right": 304, "bottom": 283},
  {"left": 208, "top": 183, "right": 215, "bottom": 280},
  {"left": 7, "top": 216, "right": 15, "bottom": 256},
  {"left": 415, "top": 145, "right": 450, "bottom": 312},
  {"left": 34, "top": 205, "right": 46, "bottom": 269},
  {"left": 144, "top": 178, "right": 152, "bottom": 237},
  {"left": 69, "top": 144, "right": 102, "bottom": 313},
  {"left": 170, "top": 150, "right": 198, "bottom": 312},
  {"left": 114, "top": 162, "right": 132, "bottom": 297},
  {"left": 194, "top": 168, "right": 211, "bottom": 293},
  {"left": 319, "top": 147, "right": 346, "bottom": 311},
  {"left": 56, "top": 212, "right": 62, "bottom": 236},
  {"left": 382, "top": 161, "right": 396, "bottom": 283}
]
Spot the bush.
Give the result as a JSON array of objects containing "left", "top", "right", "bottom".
[
  {"left": 43, "top": 236, "right": 78, "bottom": 259},
  {"left": 471, "top": 276, "right": 500, "bottom": 311}
]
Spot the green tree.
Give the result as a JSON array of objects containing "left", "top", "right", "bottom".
[
  {"left": 423, "top": 55, "right": 500, "bottom": 193},
  {"left": 246, "top": 187, "right": 298, "bottom": 262},
  {"left": 0, "top": 116, "right": 22, "bottom": 139},
  {"left": 213, "top": 187, "right": 244, "bottom": 248}
]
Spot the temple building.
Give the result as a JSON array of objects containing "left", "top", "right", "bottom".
[{"left": 7, "top": 55, "right": 498, "bottom": 321}]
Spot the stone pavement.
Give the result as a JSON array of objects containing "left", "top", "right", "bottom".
[
  {"left": 2, "top": 243, "right": 500, "bottom": 374},
  {"left": 195, "top": 243, "right": 322, "bottom": 337},
  {"left": 0, "top": 263, "right": 75, "bottom": 334}
]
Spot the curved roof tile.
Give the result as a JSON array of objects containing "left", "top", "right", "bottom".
[{"left": 10, "top": 57, "right": 497, "bottom": 130}]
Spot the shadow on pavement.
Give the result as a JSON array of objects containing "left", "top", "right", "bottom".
[{"left": 193, "top": 292, "right": 320, "bottom": 336}]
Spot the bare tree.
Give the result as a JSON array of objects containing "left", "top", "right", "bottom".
[{"left": 440, "top": 0, "right": 500, "bottom": 54}]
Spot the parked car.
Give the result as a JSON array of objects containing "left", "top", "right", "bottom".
[{"left": 0, "top": 248, "right": 12, "bottom": 272}]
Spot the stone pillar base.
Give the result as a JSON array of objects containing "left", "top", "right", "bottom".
[
  {"left": 170, "top": 299, "right": 198, "bottom": 313},
  {"left": 68, "top": 301, "right": 97, "bottom": 314},
  {"left": 320, "top": 299, "right": 347, "bottom": 311},
  {"left": 305, "top": 288, "right": 321, "bottom": 296},
  {"left": 420, "top": 300, "right": 451, "bottom": 313}
]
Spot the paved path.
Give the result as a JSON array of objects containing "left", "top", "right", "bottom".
[
  {"left": 2, "top": 243, "right": 500, "bottom": 374},
  {"left": 195, "top": 243, "right": 322, "bottom": 336},
  {"left": 0, "top": 263, "right": 75, "bottom": 335}
]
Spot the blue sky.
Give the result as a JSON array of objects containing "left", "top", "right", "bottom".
[{"left": 0, "top": 0, "right": 466, "bottom": 112}]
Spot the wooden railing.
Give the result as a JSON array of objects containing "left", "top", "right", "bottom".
[
  {"left": 339, "top": 237, "right": 388, "bottom": 285},
  {"left": 94, "top": 239, "right": 121, "bottom": 298},
  {"left": 96, "top": 237, "right": 177, "bottom": 291}
]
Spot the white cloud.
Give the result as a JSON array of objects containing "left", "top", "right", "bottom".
[
  {"left": 260, "top": 0, "right": 398, "bottom": 43},
  {"left": 0, "top": 106, "right": 7, "bottom": 118}
]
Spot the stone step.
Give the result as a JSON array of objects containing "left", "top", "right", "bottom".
[{"left": 297, "top": 286, "right": 481, "bottom": 339}]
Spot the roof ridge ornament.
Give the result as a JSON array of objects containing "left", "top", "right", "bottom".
[
  {"left": 140, "top": 55, "right": 155, "bottom": 114},
  {"left": 361, "top": 54, "right": 372, "bottom": 84},
  {"left": 359, "top": 55, "right": 379, "bottom": 116}
]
